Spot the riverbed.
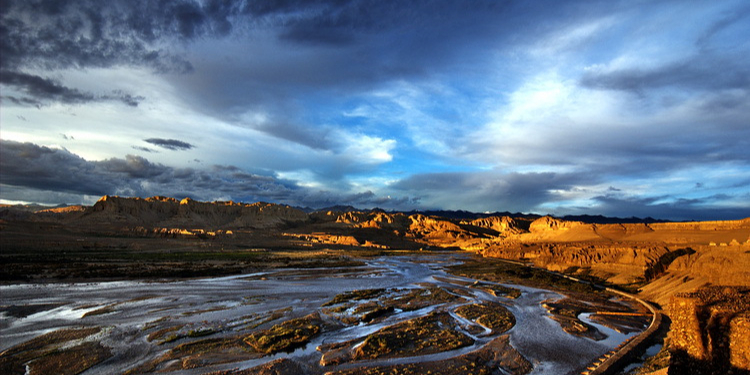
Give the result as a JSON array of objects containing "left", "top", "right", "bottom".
[{"left": 0, "top": 253, "right": 640, "bottom": 375}]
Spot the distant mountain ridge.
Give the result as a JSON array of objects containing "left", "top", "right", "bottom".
[
  {"left": 3, "top": 198, "right": 748, "bottom": 375},
  {"left": 3, "top": 195, "right": 748, "bottom": 310},
  {"left": 0, "top": 196, "right": 706, "bottom": 225},
  {"left": 307, "top": 206, "right": 663, "bottom": 224},
  {"left": 79, "top": 195, "right": 310, "bottom": 229}
]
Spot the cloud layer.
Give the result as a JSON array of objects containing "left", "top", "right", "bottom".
[
  {"left": 1, "top": 0, "right": 749, "bottom": 220},
  {"left": 144, "top": 138, "right": 195, "bottom": 151},
  {"left": 0, "top": 140, "right": 415, "bottom": 209}
]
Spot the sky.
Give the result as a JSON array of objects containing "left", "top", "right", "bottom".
[{"left": 1, "top": 0, "right": 749, "bottom": 220}]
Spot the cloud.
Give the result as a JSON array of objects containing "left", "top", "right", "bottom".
[
  {"left": 98, "top": 154, "right": 170, "bottom": 179},
  {"left": 144, "top": 138, "right": 195, "bottom": 151},
  {"left": 580, "top": 55, "right": 750, "bottom": 94},
  {"left": 0, "top": 141, "right": 117, "bottom": 196},
  {"left": 586, "top": 193, "right": 750, "bottom": 221},
  {"left": 0, "top": 0, "right": 201, "bottom": 73},
  {"left": 0, "top": 71, "right": 94, "bottom": 103},
  {"left": 0, "top": 140, "right": 414, "bottom": 209},
  {"left": 1, "top": 0, "right": 210, "bottom": 107},
  {"left": 0, "top": 71, "right": 145, "bottom": 107},
  {"left": 2, "top": 1, "right": 748, "bottom": 220},
  {"left": 132, "top": 146, "right": 157, "bottom": 153},
  {"left": 387, "top": 168, "right": 750, "bottom": 220},
  {"left": 391, "top": 170, "right": 594, "bottom": 213}
]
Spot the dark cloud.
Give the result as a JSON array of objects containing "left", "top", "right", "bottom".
[
  {"left": 292, "top": 190, "right": 419, "bottom": 210},
  {"left": 389, "top": 169, "right": 750, "bottom": 220},
  {"left": 0, "top": 139, "right": 296, "bottom": 203},
  {"left": 144, "top": 138, "right": 195, "bottom": 151},
  {"left": 1, "top": 140, "right": 744, "bottom": 219},
  {"left": 0, "top": 0, "right": 370, "bottom": 74},
  {"left": 0, "top": 140, "right": 414, "bottom": 209},
  {"left": 392, "top": 171, "right": 594, "bottom": 213},
  {"left": 132, "top": 146, "right": 157, "bottom": 153},
  {"left": 166, "top": 0, "right": 624, "bottom": 148},
  {"left": 587, "top": 194, "right": 750, "bottom": 221},
  {"left": 696, "top": 4, "right": 750, "bottom": 47},
  {"left": 1, "top": 0, "right": 618, "bottom": 146},
  {"left": 0, "top": 0, "right": 221, "bottom": 106},
  {"left": 3, "top": 1, "right": 748, "bottom": 219},
  {"left": 249, "top": 118, "right": 333, "bottom": 151},
  {"left": 0, "top": 71, "right": 144, "bottom": 107},
  {"left": 0, "top": 141, "right": 116, "bottom": 196},
  {"left": 3, "top": 96, "right": 43, "bottom": 107},
  {"left": 1, "top": 71, "right": 94, "bottom": 103},
  {"left": 0, "top": 0, "right": 199, "bottom": 73},
  {"left": 580, "top": 55, "right": 750, "bottom": 94},
  {"left": 98, "top": 155, "right": 169, "bottom": 178}
]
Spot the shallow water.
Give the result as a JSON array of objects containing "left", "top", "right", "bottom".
[{"left": 0, "top": 253, "right": 641, "bottom": 375}]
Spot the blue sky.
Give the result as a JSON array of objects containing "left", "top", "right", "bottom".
[{"left": 1, "top": 0, "right": 749, "bottom": 220}]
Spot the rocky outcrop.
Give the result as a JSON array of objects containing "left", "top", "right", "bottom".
[
  {"left": 480, "top": 242, "right": 677, "bottom": 284},
  {"left": 130, "top": 227, "right": 234, "bottom": 239},
  {"left": 650, "top": 219, "right": 750, "bottom": 232},
  {"left": 79, "top": 195, "right": 308, "bottom": 229},
  {"left": 529, "top": 216, "right": 585, "bottom": 232},
  {"left": 84, "top": 196, "right": 179, "bottom": 225},
  {"left": 1, "top": 204, "right": 87, "bottom": 222},
  {"left": 336, "top": 211, "right": 411, "bottom": 229},
  {"left": 592, "top": 223, "right": 654, "bottom": 240},
  {"left": 666, "top": 244, "right": 750, "bottom": 286},
  {"left": 358, "top": 212, "right": 411, "bottom": 229},
  {"left": 668, "top": 286, "right": 750, "bottom": 374},
  {"left": 477, "top": 216, "right": 750, "bottom": 286},
  {"left": 462, "top": 216, "right": 522, "bottom": 235},
  {"left": 406, "top": 214, "right": 481, "bottom": 247},
  {"left": 730, "top": 312, "right": 750, "bottom": 370}
]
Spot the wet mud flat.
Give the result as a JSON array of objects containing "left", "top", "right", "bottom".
[{"left": 1, "top": 253, "right": 647, "bottom": 375}]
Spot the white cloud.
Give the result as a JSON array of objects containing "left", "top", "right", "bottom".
[
  {"left": 529, "top": 16, "right": 617, "bottom": 57},
  {"left": 338, "top": 132, "right": 396, "bottom": 165}
]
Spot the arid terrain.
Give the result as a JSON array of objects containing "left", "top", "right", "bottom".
[{"left": 1, "top": 196, "right": 749, "bottom": 375}]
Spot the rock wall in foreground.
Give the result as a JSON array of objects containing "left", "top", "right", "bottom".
[{"left": 668, "top": 286, "right": 750, "bottom": 375}]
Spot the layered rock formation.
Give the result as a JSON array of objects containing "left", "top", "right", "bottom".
[
  {"left": 478, "top": 216, "right": 750, "bottom": 287},
  {"left": 5, "top": 197, "right": 748, "bottom": 296},
  {"left": 77, "top": 195, "right": 309, "bottom": 229},
  {"left": 461, "top": 216, "right": 524, "bottom": 235}
]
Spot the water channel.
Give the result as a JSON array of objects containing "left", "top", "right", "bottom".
[{"left": 0, "top": 253, "right": 641, "bottom": 375}]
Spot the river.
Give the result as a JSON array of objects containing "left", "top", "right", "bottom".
[{"left": 0, "top": 253, "right": 640, "bottom": 375}]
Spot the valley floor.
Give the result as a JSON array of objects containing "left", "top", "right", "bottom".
[{"left": 0, "top": 253, "right": 647, "bottom": 375}]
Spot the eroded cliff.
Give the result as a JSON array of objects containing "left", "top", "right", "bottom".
[
  {"left": 77, "top": 195, "right": 309, "bottom": 229},
  {"left": 668, "top": 286, "right": 750, "bottom": 374}
]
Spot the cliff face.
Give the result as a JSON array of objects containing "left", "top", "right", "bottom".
[
  {"left": 462, "top": 216, "right": 523, "bottom": 235},
  {"left": 336, "top": 211, "right": 411, "bottom": 229},
  {"left": 477, "top": 215, "right": 750, "bottom": 286},
  {"left": 666, "top": 245, "right": 750, "bottom": 286},
  {"left": 79, "top": 195, "right": 309, "bottom": 229},
  {"left": 668, "top": 286, "right": 750, "bottom": 374},
  {"left": 730, "top": 312, "right": 750, "bottom": 370}
]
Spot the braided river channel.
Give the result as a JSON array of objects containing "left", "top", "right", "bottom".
[{"left": 1, "top": 253, "right": 646, "bottom": 375}]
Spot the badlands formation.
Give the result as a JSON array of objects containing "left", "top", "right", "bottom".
[{"left": 1, "top": 195, "right": 749, "bottom": 374}]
